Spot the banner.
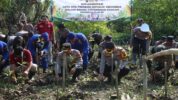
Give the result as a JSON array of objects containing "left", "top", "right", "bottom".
[{"left": 52, "top": 0, "right": 131, "bottom": 21}]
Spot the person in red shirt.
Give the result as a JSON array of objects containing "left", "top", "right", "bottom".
[
  {"left": 9, "top": 37, "right": 37, "bottom": 83},
  {"left": 36, "top": 15, "right": 55, "bottom": 64}
]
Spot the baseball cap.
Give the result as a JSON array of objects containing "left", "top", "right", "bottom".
[
  {"left": 58, "top": 23, "right": 65, "bottom": 29},
  {"left": 63, "top": 43, "right": 71, "bottom": 49},
  {"left": 67, "top": 32, "right": 76, "bottom": 40},
  {"left": 104, "top": 35, "right": 112, "bottom": 41},
  {"left": 167, "top": 35, "right": 174, "bottom": 41},
  {"left": 105, "top": 42, "right": 115, "bottom": 49},
  {"left": 161, "top": 36, "right": 167, "bottom": 40}
]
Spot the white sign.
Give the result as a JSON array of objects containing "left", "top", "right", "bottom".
[{"left": 53, "top": 0, "right": 131, "bottom": 21}]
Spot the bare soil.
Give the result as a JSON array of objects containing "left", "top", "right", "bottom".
[{"left": 0, "top": 63, "right": 178, "bottom": 100}]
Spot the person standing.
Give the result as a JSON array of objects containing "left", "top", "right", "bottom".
[
  {"left": 36, "top": 15, "right": 55, "bottom": 65},
  {"left": 56, "top": 23, "right": 70, "bottom": 51},
  {"left": 130, "top": 23, "right": 152, "bottom": 65}
]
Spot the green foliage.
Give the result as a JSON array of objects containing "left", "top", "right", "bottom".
[
  {"left": 54, "top": 21, "right": 114, "bottom": 36},
  {"left": 107, "top": 17, "right": 131, "bottom": 44},
  {"left": 132, "top": 0, "right": 178, "bottom": 40},
  {"left": 0, "top": 0, "right": 50, "bottom": 33}
]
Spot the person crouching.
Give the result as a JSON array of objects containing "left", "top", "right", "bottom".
[
  {"left": 27, "top": 32, "right": 49, "bottom": 73},
  {"left": 9, "top": 46, "right": 37, "bottom": 83},
  {"left": 96, "top": 42, "right": 130, "bottom": 83},
  {"left": 55, "top": 43, "right": 83, "bottom": 82}
]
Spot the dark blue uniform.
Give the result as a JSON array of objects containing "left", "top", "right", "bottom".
[
  {"left": 0, "top": 41, "right": 9, "bottom": 73},
  {"left": 67, "top": 32, "right": 89, "bottom": 70},
  {"left": 27, "top": 32, "right": 49, "bottom": 70}
]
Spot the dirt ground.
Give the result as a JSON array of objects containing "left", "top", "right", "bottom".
[{"left": 0, "top": 62, "right": 178, "bottom": 100}]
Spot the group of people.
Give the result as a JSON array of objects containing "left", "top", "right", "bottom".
[
  {"left": 1, "top": 14, "right": 175, "bottom": 85},
  {"left": 0, "top": 14, "right": 54, "bottom": 83},
  {"left": 147, "top": 35, "right": 178, "bottom": 82},
  {"left": 56, "top": 24, "right": 130, "bottom": 82},
  {"left": 131, "top": 18, "right": 178, "bottom": 82},
  {"left": 0, "top": 13, "right": 131, "bottom": 84}
]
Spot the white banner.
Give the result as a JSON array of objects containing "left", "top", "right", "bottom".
[{"left": 53, "top": 0, "right": 131, "bottom": 21}]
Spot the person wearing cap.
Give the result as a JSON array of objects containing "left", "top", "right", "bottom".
[
  {"left": 91, "top": 32, "right": 103, "bottom": 45},
  {"left": 55, "top": 43, "right": 83, "bottom": 82},
  {"left": 66, "top": 32, "right": 89, "bottom": 71},
  {"left": 146, "top": 36, "right": 177, "bottom": 82},
  {"left": 162, "top": 35, "right": 178, "bottom": 69},
  {"left": 9, "top": 36, "right": 38, "bottom": 83},
  {"left": 27, "top": 32, "right": 49, "bottom": 73},
  {"left": 88, "top": 32, "right": 103, "bottom": 60},
  {"left": 131, "top": 23, "right": 152, "bottom": 65},
  {"left": 96, "top": 42, "right": 130, "bottom": 83},
  {"left": 150, "top": 36, "right": 167, "bottom": 54},
  {"left": 98, "top": 35, "right": 113, "bottom": 58},
  {"left": 155, "top": 36, "right": 167, "bottom": 46},
  {"left": 0, "top": 41, "right": 9, "bottom": 74},
  {"left": 162, "top": 35, "right": 177, "bottom": 49},
  {"left": 36, "top": 15, "right": 55, "bottom": 65},
  {"left": 56, "top": 23, "right": 70, "bottom": 51}
]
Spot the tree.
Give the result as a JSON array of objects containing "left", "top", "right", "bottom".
[
  {"left": 132, "top": 0, "right": 178, "bottom": 39},
  {"left": 0, "top": 0, "right": 50, "bottom": 34},
  {"left": 55, "top": 21, "right": 113, "bottom": 36}
]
